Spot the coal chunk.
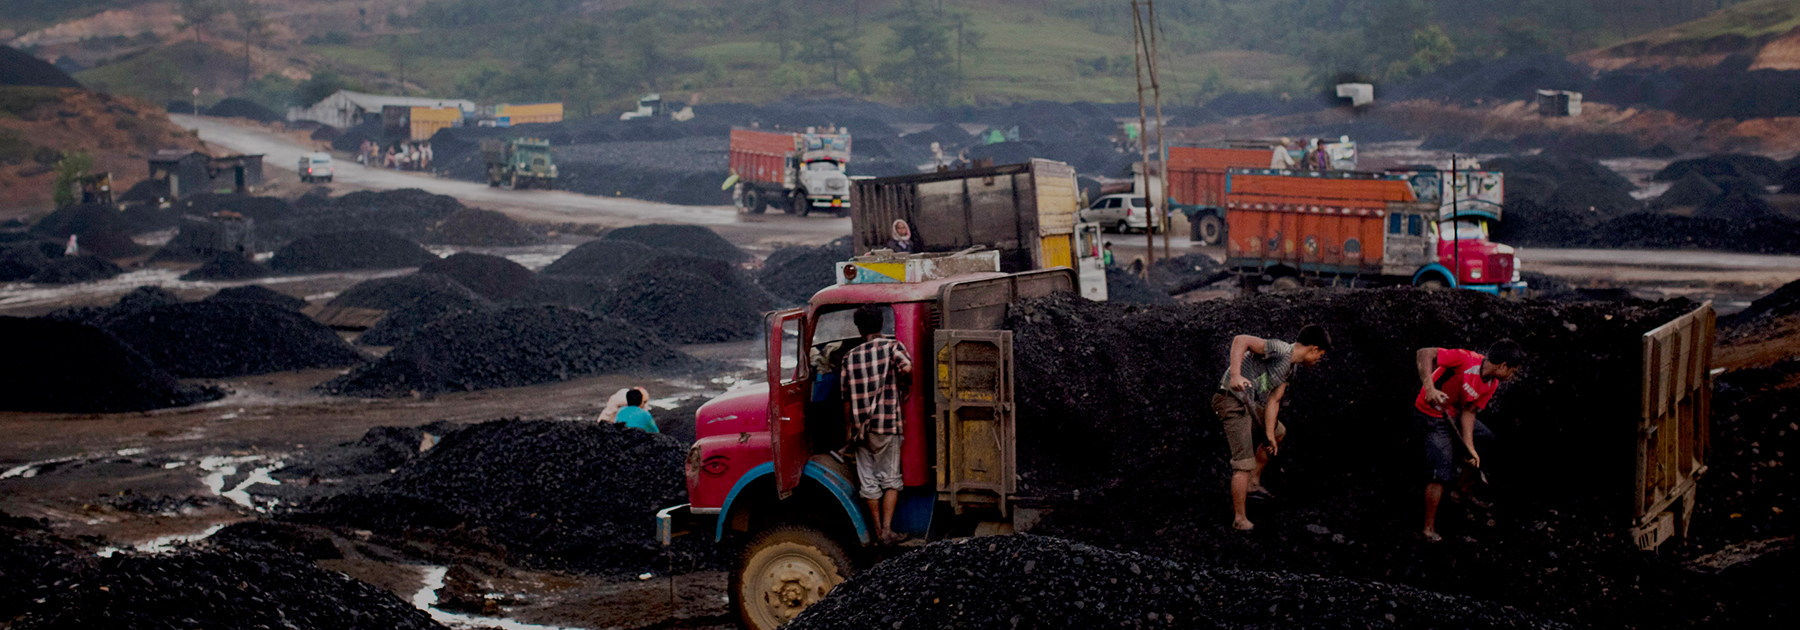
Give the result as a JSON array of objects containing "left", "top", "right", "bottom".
[
  {"left": 269, "top": 230, "right": 440, "bottom": 273},
  {"left": 103, "top": 301, "right": 364, "bottom": 378}
]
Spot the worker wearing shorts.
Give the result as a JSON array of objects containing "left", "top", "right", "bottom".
[
  {"left": 840, "top": 305, "right": 913, "bottom": 545},
  {"left": 1216, "top": 325, "right": 1331, "bottom": 531}
]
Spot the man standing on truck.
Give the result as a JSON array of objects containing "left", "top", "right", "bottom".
[
  {"left": 1213, "top": 325, "right": 1331, "bottom": 531},
  {"left": 841, "top": 304, "right": 914, "bottom": 545},
  {"left": 1414, "top": 340, "right": 1526, "bottom": 542}
]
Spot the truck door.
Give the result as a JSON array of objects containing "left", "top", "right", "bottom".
[
  {"left": 766, "top": 309, "right": 810, "bottom": 498},
  {"left": 1075, "top": 223, "right": 1108, "bottom": 301},
  {"left": 933, "top": 329, "right": 1016, "bottom": 515}
]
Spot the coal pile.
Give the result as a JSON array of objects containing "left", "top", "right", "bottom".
[
  {"left": 757, "top": 236, "right": 853, "bottom": 305},
  {"left": 428, "top": 207, "right": 543, "bottom": 246},
  {"left": 321, "top": 305, "right": 696, "bottom": 397},
  {"left": 251, "top": 190, "right": 488, "bottom": 248},
  {"left": 1695, "top": 361, "right": 1799, "bottom": 548},
  {"left": 0, "top": 513, "right": 91, "bottom": 622},
  {"left": 1148, "top": 253, "right": 1229, "bottom": 295},
  {"left": 540, "top": 239, "right": 658, "bottom": 278},
  {"left": 329, "top": 274, "right": 492, "bottom": 346},
  {"left": 103, "top": 301, "right": 364, "bottom": 378},
  {"left": 418, "top": 253, "right": 535, "bottom": 301},
  {"left": 505, "top": 275, "right": 612, "bottom": 312},
  {"left": 0, "top": 241, "right": 52, "bottom": 281},
  {"left": 1485, "top": 155, "right": 1641, "bottom": 247},
  {"left": 206, "top": 521, "right": 343, "bottom": 560},
  {"left": 1653, "top": 154, "right": 1781, "bottom": 185},
  {"left": 604, "top": 224, "right": 749, "bottom": 262},
  {"left": 180, "top": 250, "right": 270, "bottom": 280},
  {"left": 27, "top": 254, "right": 121, "bottom": 284},
  {"left": 1723, "top": 277, "right": 1800, "bottom": 332},
  {"left": 0, "top": 317, "right": 215, "bottom": 412},
  {"left": 269, "top": 231, "right": 440, "bottom": 273},
  {"left": 205, "top": 285, "right": 306, "bottom": 310},
  {"left": 602, "top": 256, "right": 775, "bottom": 343},
  {"left": 151, "top": 216, "right": 256, "bottom": 262},
  {"left": 12, "top": 545, "right": 444, "bottom": 630},
  {"left": 0, "top": 46, "right": 81, "bottom": 88},
  {"left": 277, "top": 421, "right": 466, "bottom": 482},
  {"left": 43, "top": 285, "right": 180, "bottom": 326},
  {"left": 1003, "top": 289, "right": 1711, "bottom": 627},
  {"left": 650, "top": 396, "right": 707, "bottom": 446},
  {"left": 286, "top": 418, "right": 696, "bottom": 574},
  {"left": 791, "top": 535, "right": 1557, "bottom": 630},
  {"left": 28, "top": 203, "right": 146, "bottom": 259},
  {"left": 173, "top": 192, "right": 294, "bottom": 223},
  {"left": 1104, "top": 266, "right": 1174, "bottom": 304},
  {"left": 1583, "top": 213, "right": 1800, "bottom": 253},
  {"left": 203, "top": 97, "right": 281, "bottom": 123}
]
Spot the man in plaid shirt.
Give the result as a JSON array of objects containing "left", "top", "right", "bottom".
[{"left": 840, "top": 304, "right": 913, "bottom": 545}]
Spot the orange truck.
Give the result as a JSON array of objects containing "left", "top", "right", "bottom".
[{"left": 728, "top": 127, "right": 852, "bottom": 216}]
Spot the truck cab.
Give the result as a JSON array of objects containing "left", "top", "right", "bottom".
[
  {"left": 658, "top": 256, "right": 1071, "bottom": 630},
  {"left": 1421, "top": 217, "right": 1522, "bottom": 293}
]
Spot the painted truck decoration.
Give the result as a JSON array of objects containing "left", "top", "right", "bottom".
[
  {"left": 729, "top": 127, "right": 853, "bottom": 216},
  {"left": 657, "top": 261, "right": 1074, "bottom": 630}
]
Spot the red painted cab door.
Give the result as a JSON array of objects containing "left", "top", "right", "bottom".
[{"left": 766, "top": 309, "right": 810, "bottom": 498}]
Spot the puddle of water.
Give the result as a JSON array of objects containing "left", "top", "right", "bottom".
[
  {"left": 220, "top": 462, "right": 284, "bottom": 509},
  {"left": 423, "top": 244, "right": 579, "bottom": 272},
  {"left": 95, "top": 522, "right": 230, "bottom": 558},
  {"left": 2, "top": 454, "right": 84, "bottom": 479},
  {"left": 411, "top": 566, "right": 582, "bottom": 630}
]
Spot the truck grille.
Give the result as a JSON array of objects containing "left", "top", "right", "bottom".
[{"left": 1489, "top": 253, "right": 1513, "bottom": 282}]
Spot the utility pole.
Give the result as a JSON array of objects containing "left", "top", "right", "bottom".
[
  {"left": 1130, "top": 1, "right": 1168, "bottom": 271},
  {"left": 1451, "top": 154, "right": 1459, "bottom": 286}
]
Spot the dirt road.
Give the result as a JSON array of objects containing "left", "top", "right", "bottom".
[{"left": 172, "top": 114, "right": 850, "bottom": 248}]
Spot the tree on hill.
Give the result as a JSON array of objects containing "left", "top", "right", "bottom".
[
  {"left": 233, "top": 0, "right": 269, "bottom": 91},
  {"left": 877, "top": 0, "right": 983, "bottom": 106}
]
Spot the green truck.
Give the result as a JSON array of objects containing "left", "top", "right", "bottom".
[{"left": 480, "top": 138, "right": 557, "bottom": 190}]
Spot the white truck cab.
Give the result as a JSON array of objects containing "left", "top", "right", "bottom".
[{"left": 300, "top": 153, "right": 334, "bottom": 183}]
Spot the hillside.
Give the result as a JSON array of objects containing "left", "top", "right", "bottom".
[
  {"left": 0, "top": 86, "right": 205, "bottom": 215},
  {"left": 1577, "top": 0, "right": 1800, "bottom": 70}
]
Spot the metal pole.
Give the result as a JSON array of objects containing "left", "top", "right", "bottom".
[
  {"left": 1130, "top": 1, "right": 1155, "bottom": 275},
  {"left": 1452, "top": 154, "right": 1459, "bottom": 287},
  {"left": 1145, "top": 0, "right": 1170, "bottom": 260}
]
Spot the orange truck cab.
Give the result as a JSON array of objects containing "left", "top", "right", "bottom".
[{"left": 656, "top": 254, "right": 1072, "bottom": 630}]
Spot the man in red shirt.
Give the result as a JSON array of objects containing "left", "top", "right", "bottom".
[{"left": 1414, "top": 339, "right": 1527, "bottom": 542}]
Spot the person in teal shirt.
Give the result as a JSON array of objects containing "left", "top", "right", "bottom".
[{"left": 616, "top": 389, "right": 658, "bottom": 433}]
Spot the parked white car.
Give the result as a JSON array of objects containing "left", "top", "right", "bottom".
[
  {"left": 1079, "top": 193, "right": 1161, "bottom": 233},
  {"left": 299, "top": 152, "right": 334, "bottom": 183}
]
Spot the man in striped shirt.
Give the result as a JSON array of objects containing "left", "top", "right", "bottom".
[{"left": 841, "top": 304, "right": 913, "bottom": 545}]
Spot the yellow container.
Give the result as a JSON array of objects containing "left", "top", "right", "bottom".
[{"left": 498, "top": 102, "right": 564, "bottom": 124}]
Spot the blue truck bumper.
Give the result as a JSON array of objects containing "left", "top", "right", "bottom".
[{"left": 1461, "top": 281, "right": 1529, "bottom": 296}]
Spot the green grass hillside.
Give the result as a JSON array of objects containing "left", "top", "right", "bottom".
[{"left": 1591, "top": 0, "right": 1800, "bottom": 56}]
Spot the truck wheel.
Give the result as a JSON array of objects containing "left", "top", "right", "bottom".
[
  {"left": 747, "top": 189, "right": 767, "bottom": 214},
  {"left": 731, "top": 525, "right": 853, "bottom": 630},
  {"left": 794, "top": 194, "right": 811, "bottom": 217},
  {"left": 1270, "top": 276, "right": 1303, "bottom": 292},
  {"left": 1416, "top": 277, "right": 1448, "bottom": 291},
  {"left": 1195, "top": 215, "right": 1224, "bottom": 245}
]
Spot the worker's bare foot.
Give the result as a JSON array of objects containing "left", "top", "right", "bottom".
[
  {"left": 1422, "top": 530, "right": 1442, "bottom": 542},
  {"left": 1232, "top": 518, "right": 1254, "bottom": 531}
]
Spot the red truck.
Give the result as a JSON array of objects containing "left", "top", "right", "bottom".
[
  {"left": 729, "top": 127, "right": 852, "bottom": 216},
  {"left": 657, "top": 259, "right": 1070, "bottom": 630},
  {"left": 1167, "top": 147, "right": 1524, "bottom": 295}
]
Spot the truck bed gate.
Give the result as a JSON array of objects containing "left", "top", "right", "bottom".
[
  {"left": 933, "top": 329, "right": 1016, "bottom": 515},
  {"left": 1633, "top": 301, "right": 1714, "bottom": 550}
]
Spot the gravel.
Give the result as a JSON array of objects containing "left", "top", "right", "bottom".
[
  {"left": 418, "top": 253, "right": 535, "bottom": 301},
  {"left": 269, "top": 231, "right": 440, "bottom": 273},
  {"left": 320, "top": 305, "right": 697, "bottom": 397},
  {"left": 791, "top": 534, "right": 1559, "bottom": 629},
  {"left": 0, "top": 316, "right": 215, "bottom": 412},
  {"left": 284, "top": 418, "right": 701, "bottom": 575},
  {"left": 102, "top": 301, "right": 365, "bottom": 378}
]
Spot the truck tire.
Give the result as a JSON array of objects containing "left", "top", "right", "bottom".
[
  {"left": 794, "top": 193, "right": 810, "bottom": 217},
  {"left": 1416, "top": 276, "right": 1448, "bottom": 291},
  {"left": 730, "top": 525, "right": 853, "bottom": 630},
  {"left": 747, "top": 188, "right": 767, "bottom": 214},
  {"left": 1195, "top": 215, "right": 1224, "bottom": 245}
]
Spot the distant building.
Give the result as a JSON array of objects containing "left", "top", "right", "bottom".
[
  {"left": 286, "top": 90, "right": 476, "bottom": 129},
  {"left": 147, "top": 150, "right": 264, "bottom": 199}
]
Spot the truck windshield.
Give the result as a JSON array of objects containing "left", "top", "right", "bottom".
[
  {"left": 1439, "top": 220, "right": 1487, "bottom": 241},
  {"left": 812, "top": 306, "right": 894, "bottom": 346},
  {"left": 805, "top": 161, "right": 842, "bottom": 172}
]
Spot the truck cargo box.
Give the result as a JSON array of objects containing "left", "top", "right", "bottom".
[{"left": 849, "top": 160, "right": 1078, "bottom": 274}]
